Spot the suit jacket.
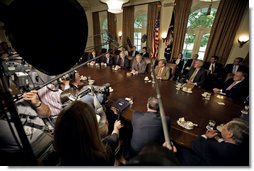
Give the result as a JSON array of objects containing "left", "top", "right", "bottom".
[
  {"left": 131, "top": 59, "right": 147, "bottom": 74},
  {"left": 186, "top": 68, "right": 206, "bottom": 87},
  {"left": 88, "top": 54, "right": 100, "bottom": 63},
  {"left": 131, "top": 111, "right": 170, "bottom": 155},
  {"left": 115, "top": 57, "right": 130, "bottom": 69},
  {"left": 204, "top": 62, "right": 223, "bottom": 77},
  {"left": 129, "top": 50, "right": 139, "bottom": 57},
  {"left": 173, "top": 59, "right": 184, "bottom": 72},
  {"left": 224, "top": 64, "right": 248, "bottom": 74},
  {"left": 140, "top": 52, "right": 149, "bottom": 58},
  {"left": 183, "top": 59, "right": 194, "bottom": 71},
  {"left": 100, "top": 56, "right": 114, "bottom": 66},
  {"left": 154, "top": 66, "right": 170, "bottom": 80},
  {"left": 191, "top": 136, "right": 249, "bottom": 166},
  {"left": 222, "top": 79, "right": 248, "bottom": 101}
]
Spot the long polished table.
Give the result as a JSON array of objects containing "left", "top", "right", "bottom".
[{"left": 77, "top": 65, "right": 243, "bottom": 148}]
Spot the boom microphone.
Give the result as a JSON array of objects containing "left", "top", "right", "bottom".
[
  {"left": 107, "top": 32, "right": 119, "bottom": 48},
  {"left": 3, "top": 0, "right": 88, "bottom": 75}
]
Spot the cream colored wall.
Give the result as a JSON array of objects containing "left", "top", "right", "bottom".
[
  {"left": 226, "top": 6, "right": 249, "bottom": 65},
  {"left": 158, "top": 0, "right": 175, "bottom": 59}
]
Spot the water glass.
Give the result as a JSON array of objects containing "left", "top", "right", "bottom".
[{"left": 206, "top": 120, "right": 216, "bottom": 130}]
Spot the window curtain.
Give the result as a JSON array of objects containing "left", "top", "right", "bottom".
[
  {"left": 146, "top": 2, "right": 161, "bottom": 53},
  {"left": 122, "top": 6, "right": 134, "bottom": 48},
  {"left": 107, "top": 12, "right": 117, "bottom": 50},
  {"left": 171, "top": 0, "right": 192, "bottom": 61},
  {"left": 92, "top": 12, "right": 101, "bottom": 53},
  {"left": 204, "top": 0, "right": 248, "bottom": 64}
]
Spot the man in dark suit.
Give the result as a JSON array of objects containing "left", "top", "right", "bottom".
[
  {"left": 203, "top": 56, "right": 223, "bottom": 89},
  {"left": 190, "top": 118, "right": 249, "bottom": 166},
  {"left": 185, "top": 60, "right": 206, "bottom": 87},
  {"left": 100, "top": 51, "right": 114, "bottom": 66},
  {"left": 213, "top": 71, "right": 248, "bottom": 101},
  {"left": 182, "top": 53, "right": 199, "bottom": 75},
  {"left": 126, "top": 97, "right": 170, "bottom": 159},
  {"left": 223, "top": 57, "right": 248, "bottom": 80},
  {"left": 115, "top": 51, "right": 130, "bottom": 69},
  {"left": 140, "top": 47, "right": 149, "bottom": 58},
  {"left": 129, "top": 46, "right": 139, "bottom": 58}
]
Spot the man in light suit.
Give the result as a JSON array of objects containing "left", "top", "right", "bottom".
[
  {"left": 126, "top": 97, "right": 170, "bottom": 159},
  {"left": 130, "top": 54, "right": 147, "bottom": 75},
  {"left": 155, "top": 59, "right": 170, "bottom": 80},
  {"left": 185, "top": 60, "right": 206, "bottom": 87}
]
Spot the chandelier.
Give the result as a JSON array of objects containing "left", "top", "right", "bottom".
[{"left": 100, "top": 0, "right": 130, "bottom": 14}]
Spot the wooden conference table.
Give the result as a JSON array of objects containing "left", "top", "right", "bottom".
[{"left": 77, "top": 65, "right": 243, "bottom": 148}]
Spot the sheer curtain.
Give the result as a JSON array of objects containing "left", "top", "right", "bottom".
[
  {"left": 204, "top": 0, "right": 248, "bottom": 64},
  {"left": 92, "top": 12, "right": 101, "bottom": 53},
  {"left": 171, "top": 0, "right": 192, "bottom": 61}
]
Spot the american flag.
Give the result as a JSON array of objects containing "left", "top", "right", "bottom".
[{"left": 151, "top": 12, "right": 160, "bottom": 59}]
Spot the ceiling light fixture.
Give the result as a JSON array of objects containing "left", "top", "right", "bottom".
[{"left": 100, "top": 0, "right": 129, "bottom": 14}]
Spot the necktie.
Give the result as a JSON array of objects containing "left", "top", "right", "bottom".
[
  {"left": 137, "top": 63, "right": 140, "bottom": 71},
  {"left": 158, "top": 67, "right": 163, "bottom": 77},
  {"left": 189, "top": 69, "right": 198, "bottom": 82},
  {"left": 107, "top": 58, "right": 109, "bottom": 64},
  {"left": 232, "top": 65, "right": 237, "bottom": 74},
  {"left": 211, "top": 64, "right": 215, "bottom": 74},
  {"left": 191, "top": 60, "right": 195, "bottom": 67},
  {"left": 226, "top": 81, "right": 237, "bottom": 90},
  {"left": 121, "top": 58, "right": 124, "bottom": 67}
]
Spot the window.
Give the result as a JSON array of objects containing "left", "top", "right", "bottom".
[
  {"left": 183, "top": 33, "right": 196, "bottom": 59},
  {"left": 134, "top": 32, "right": 142, "bottom": 51},
  {"left": 134, "top": 8, "right": 147, "bottom": 52},
  {"left": 101, "top": 18, "right": 109, "bottom": 50},
  {"left": 183, "top": 7, "right": 217, "bottom": 60}
]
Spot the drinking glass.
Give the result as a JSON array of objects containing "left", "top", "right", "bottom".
[{"left": 206, "top": 120, "right": 216, "bottom": 130}]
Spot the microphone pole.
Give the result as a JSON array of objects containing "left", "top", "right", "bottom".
[
  {"left": 150, "top": 58, "right": 172, "bottom": 150},
  {"left": 14, "top": 43, "right": 123, "bottom": 102}
]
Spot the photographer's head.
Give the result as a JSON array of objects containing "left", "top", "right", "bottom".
[{"left": 147, "top": 97, "right": 159, "bottom": 112}]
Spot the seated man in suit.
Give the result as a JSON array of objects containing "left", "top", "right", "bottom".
[
  {"left": 182, "top": 53, "right": 199, "bottom": 75},
  {"left": 140, "top": 47, "right": 149, "bottom": 58},
  {"left": 213, "top": 71, "right": 248, "bottom": 101},
  {"left": 100, "top": 51, "right": 114, "bottom": 66},
  {"left": 171, "top": 53, "right": 185, "bottom": 80},
  {"left": 129, "top": 46, "right": 139, "bottom": 58},
  {"left": 125, "top": 97, "right": 170, "bottom": 160},
  {"left": 115, "top": 51, "right": 130, "bottom": 69},
  {"left": 223, "top": 57, "right": 248, "bottom": 81},
  {"left": 185, "top": 60, "right": 206, "bottom": 87},
  {"left": 155, "top": 59, "right": 170, "bottom": 80},
  {"left": 203, "top": 56, "right": 223, "bottom": 89},
  {"left": 130, "top": 54, "right": 147, "bottom": 75},
  {"left": 88, "top": 49, "right": 100, "bottom": 64},
  {"left": 190, "top": 118, "right": 249, "bottom": 166}
]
